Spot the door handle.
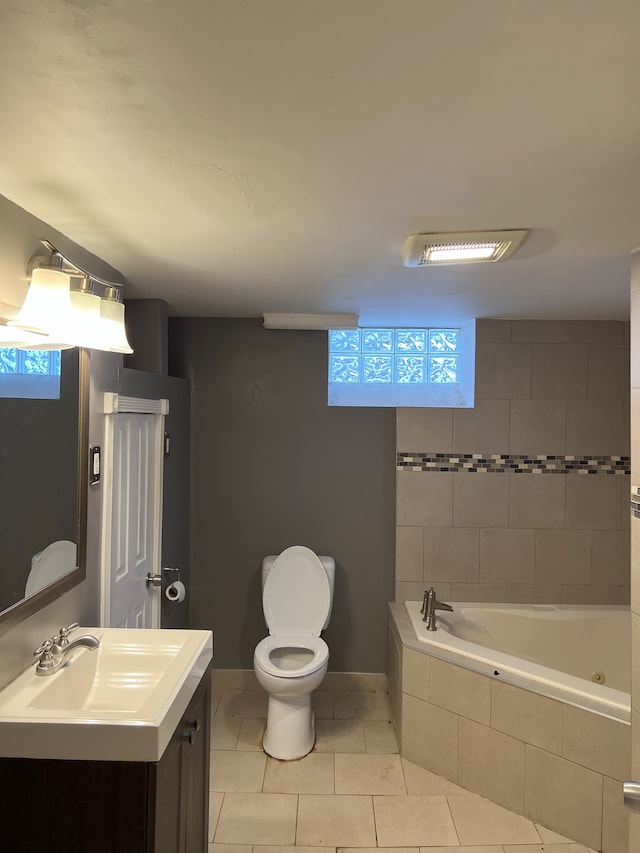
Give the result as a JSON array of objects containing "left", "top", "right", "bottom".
[
  {"left": 145, "top": 573, "right": 162, "bottom": 588},
  {"left": 623, "top": 781, "right": 640, "bottom": 809}
]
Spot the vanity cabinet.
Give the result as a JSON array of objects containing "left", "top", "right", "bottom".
[{"left": 0, "top": 672, "right": 211, "bottom": 853}]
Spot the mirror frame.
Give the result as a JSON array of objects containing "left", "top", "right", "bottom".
[{"left": 0, "top": 347, "right": 89, "bottom": 636}]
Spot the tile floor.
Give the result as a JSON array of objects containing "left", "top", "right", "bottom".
[{"left": 208, "top": 686, "right": 599, "bottom": 853}]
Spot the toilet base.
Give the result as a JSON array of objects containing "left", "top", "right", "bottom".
[{"left": 262, "top": 694, "right": 315, "bottom": 760}]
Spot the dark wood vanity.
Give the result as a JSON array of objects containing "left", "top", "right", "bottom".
[{"left": 0, "top": 671, "right": 211, "bottom": 853}]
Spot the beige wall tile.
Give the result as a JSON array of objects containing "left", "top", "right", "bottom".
[
  {"left": 395, "top": 581, "right": 430, "bottom": 603},
  {"left": 512, "top": 320, "right": 569, "bottom": 343},
  {"left": 430, "top": 658, "right": 491, "bottom": 725},
  {"left": 509, "top": 474, "right": 566, "bottom": 529},
  {"left": 587, "top": 344, "right": 630, "bottom": 401},
  {"left": 297, "top": 794, "right": 376, "bottom": 847},
  {"left": 479, "top": 528, "right": 535, "bottom": 583},
  {"left": 387, "top": 627, "right": 402, "bottom": 739},
  {"left": 509, "top": 399, "right": 566, "bottom": 455},
  {"left": 476, "top": 318, "right": 512, "bottom": 342},
  {"left": 397, "top": 471, "right": 453, "bottom": 526},
  {"left": 396, "top": 526, "right": 424, "bottom": 582},
  {"left": 567, "top": 320, "right": 626, "bottom": 344},
  {"left": 591, "top": 530, "right": 630, "bottom": 586},
  {"left": 535, "top": 530, "right": 591, "bottom": 585},
  {"left": 453, "top": 473, "right": 509, "bottom": 528},
  {"left": 458, "top": 718, "right": 525, "bottom": 814},
  {"left": 602, "top": 775, "right": 630, "bottom": 853},
  {"left": 562, "top": 706, "right": 630, "bottom": 782},
  {"left": 491, "top": 680, "right": 563, "bottom": 755},
  {"left": 397, "top": 408, "right": 453, "bottom": 452},
  {"left": 402, "top": 647, "right": 430, "bottom": 701},
  {"left": 401, "top": 693, "right": 459, "bottom": 781},
  {"left": 401, "top": 758, "right": 468, "bottom": 795},
  {"left": 334, "top": 691, "right": 392, "bottom": 721},
  {"left": 475, "top": 342, "right": 531, "bottom": 400},
  {"left": 531, "top": 343, "right": 588, "bottom": 400},
  {"left": 622, "top": 398, "right": 631, "bottom": 457},
  {"left": 565, "top": 474, "right": 623, "bottom": 530},
  {"left": 422, "top": 526, "right": 479, "bottom": 582},
  {"left": 632, "top": 294, "right": 640, "bottom": 388},
  {"left": 524, "top": 744, "right": 603, "bottom": 851},
  {"left": 451, "top": 582, "right": 563, "bottom": 603},
  {"left": 452, "top": 398, "right": 510, "bottom": 454},
  {"left": 562, "top": 583, "right": 626, "bottom": 605},
  {"left": 566, "top": 400, "right": 624, "bottom": 456},
  {"left": 632, "top": 392, "right": 640, "bottom": 482}
]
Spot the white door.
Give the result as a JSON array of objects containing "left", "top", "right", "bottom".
[{"left": 101, "top": 394, "right": 168, "bottom": 628}]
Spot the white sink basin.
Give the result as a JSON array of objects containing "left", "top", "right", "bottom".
[{"left": 0, "top": 628, "right": 213, "bottom": 761}]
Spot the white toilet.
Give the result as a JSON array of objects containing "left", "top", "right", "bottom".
[{"left": 253, "top": 545, "right": 335, "bottom": 760}]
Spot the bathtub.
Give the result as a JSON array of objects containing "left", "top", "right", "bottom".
[{"left": 403, "top": 601, "right": 630, "bottom": 723}]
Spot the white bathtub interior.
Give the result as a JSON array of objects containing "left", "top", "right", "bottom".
[{"left": 403, "top": 601, "right": 630, "bottom": 723}]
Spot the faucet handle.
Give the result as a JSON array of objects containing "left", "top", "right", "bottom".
[
  {"left": 33, "top": 639, "right": 53, "bottom": 658},
  {"left": 56, "top": 622, "right": 80, "bottom": 646}
]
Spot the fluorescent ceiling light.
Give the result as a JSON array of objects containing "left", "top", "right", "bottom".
[
  {"left": 402, "top": 230, "right": 530, "bottom": 267},
  {"left": 263, "top": 313, "right": 359, "bottom": 330}
]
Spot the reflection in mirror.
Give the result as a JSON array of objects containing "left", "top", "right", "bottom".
[{"left": 0, "top": 347, "right": 88, "bottom": 630}]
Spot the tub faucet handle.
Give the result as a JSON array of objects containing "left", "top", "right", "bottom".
[{"left": 422, "top": 587, "right": 454, "bottom": 631}]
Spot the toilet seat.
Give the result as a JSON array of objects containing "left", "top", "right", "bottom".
[
  {"left": 254, "top": 633, "right": 329, "bottom": 679},
  {"left": 263, "top": 545, "right": 330, "bottom": 636}
]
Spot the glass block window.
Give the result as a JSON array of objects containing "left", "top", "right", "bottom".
[
  {"left": 328, "top": 321, "right": 475, "bottom": 408},
  {"left": 329, "top": 328, "right": 460, "bottom": 386},
  {"left": 0, "top": 348, "right": 62, "bottom": 399}
]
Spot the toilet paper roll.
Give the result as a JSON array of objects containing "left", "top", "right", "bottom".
[{"left": 165, "top": 581, "right": 186, "bottom": 603}]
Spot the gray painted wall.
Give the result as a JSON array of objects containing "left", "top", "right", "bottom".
[{"left": 169, "top": 318, "right": 396, "bottom": 673}]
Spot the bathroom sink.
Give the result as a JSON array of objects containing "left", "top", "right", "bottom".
[{"left": 0, "top": 628, "right": 212, "bottom": 762}]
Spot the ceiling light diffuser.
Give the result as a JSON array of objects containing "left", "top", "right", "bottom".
[{"left": 402, "top": 230, "right": 530, "bottom": 267}]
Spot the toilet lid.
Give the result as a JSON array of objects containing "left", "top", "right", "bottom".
[{"left": 263, "top": 545, "right": 330, "bottom": 636}]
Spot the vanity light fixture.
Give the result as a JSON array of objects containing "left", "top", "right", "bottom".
[
  {"left": 263, "top": 313, "right": 360, "bottom": 330},
  {"left": 8, "top": 240, "right": 133, "bottom": 353},
  {"left": 402, "top": 229, "right": 530, "bottom": 267}
]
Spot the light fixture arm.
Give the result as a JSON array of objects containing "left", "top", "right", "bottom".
[{"left": 38, "top": 240, "right": 125, "bottom": 301}]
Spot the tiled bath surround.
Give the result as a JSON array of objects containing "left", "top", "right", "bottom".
[
  {"left": 388, "top": 605, "right": 630, "bottom": 852},
  {"left": 396, "top": 318, "right": 631, "bottom": 605}
]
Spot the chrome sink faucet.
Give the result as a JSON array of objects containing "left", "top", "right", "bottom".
[
  {"left": 33, "top": 622, "right": 100, "bottom": 675},
  {"left": 421, "top": 587, "right": 454, "bottom": 631}
]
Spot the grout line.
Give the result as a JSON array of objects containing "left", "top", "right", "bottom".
[{"left": 444, "top": 793, "right": 461, "bottom": 846}]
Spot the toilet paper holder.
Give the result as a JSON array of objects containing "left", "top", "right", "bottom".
[{"left": 162, "top": 567, "right": 181, "bottom": 583}]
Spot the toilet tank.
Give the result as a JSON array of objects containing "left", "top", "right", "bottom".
[{"left": 262, "top": 554, "right": 335, "bottom": 630}]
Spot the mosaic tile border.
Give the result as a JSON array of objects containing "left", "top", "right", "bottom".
[
  {"left": 631, "top": 488, "right": 640, "bottom": 518},
  {"left": 397, "top": 452, "right": 630, "bottom": 475}
]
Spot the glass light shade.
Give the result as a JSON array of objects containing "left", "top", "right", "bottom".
[
  {"left": 97, "top": 297, "right": 133, "bottom": 354},
  {"left": 0, "top": 323, "right": 51, "bottom": 348},
  {"left": 22, "top": 282, "right": 102, "bottom": 351},
  {"left": 9, "top": 268, "right": 74, "bottom": 335}
]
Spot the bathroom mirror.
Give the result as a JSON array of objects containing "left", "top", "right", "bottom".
[{"left": 0, "top": 347, "right": 88, "bottom": 635}]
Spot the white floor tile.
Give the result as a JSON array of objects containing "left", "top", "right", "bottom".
[
  {"left": 363, "top": 719, "right": 399, "bottom": 753},
  {"left": 211, "top": 714, "right": 243, "bottom": 750},
  {"left": 447, "top": 793, "right": 541, "bottom": 845},
  {"left": 401, "top": 759, "right": 468, "bottom": 796},
  {"left": 335, "top": 753, "right": 406, "bottom": 795},
  {"left": 263, "top": 752, "right": 334, "bottom": 794},
  {"left": 215, "top": 792, "right": 297, "bottom": 846},
  {"left": 373, "top": 794, "right": 459, "bottom": 847},
  {"left": 297, "top": 794, "right": 377, "bottom": 847},
  {"left": 334, "top": 691, "right": 392, "bottom": 720},
  {"left": 209, "top": 791, "right": 224, "bottom": 841},
  {"left": 235, "top": 717, "right": 266, "bottom": 751},
  {"left": 210, "top": 750, "right": 266, "bottom": 792},
  {"left": 314, "top": 719, "right": 366, "bottom": 753}
]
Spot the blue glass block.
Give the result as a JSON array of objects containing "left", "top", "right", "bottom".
[
  {"left": 429, "top": 356, "right": 458, "bottom": 383},
  {"left": 50, "top": 350, "right": 62, "bottom": 375},
  {"left": 396, "top": 356, "right": 425, "bottom": 383},
  {"left": 329, "top": 355, "right": 360, "bottom": 383},
  {"left": 363, "top": 355, "right": 392, "bottom": 382},
  {"left": 362, "top": 329, "right": 394, "bottom": 352},
  {"left": 329, "top": 330, "right": 360, "bottom": 352},
  {"left": 429, "top": 329, "right": 460, "bottom": 353},
  {"left": 22, "top": 350, "right": 52, "bottom": 375},
  {"left": 0, "top": 348, "right": 18, "bottom": 374},
  {"left": 396, "top": 329, "right": 427, "bottom": 353}
]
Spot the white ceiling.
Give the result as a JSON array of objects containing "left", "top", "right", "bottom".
[{"left": 1, "top": 0, "right": 639, "bottom": 325}]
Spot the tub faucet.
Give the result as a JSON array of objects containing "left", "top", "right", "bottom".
[
  {"left": 33, "top": 622, "right": 100, "bottom": 676},
  {"left": 421, "top": 587, "right": 453, "bottom": 631}
]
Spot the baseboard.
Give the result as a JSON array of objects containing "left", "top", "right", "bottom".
[{"left": 211, "top": 668, "right": 388, "bottom": 693}]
